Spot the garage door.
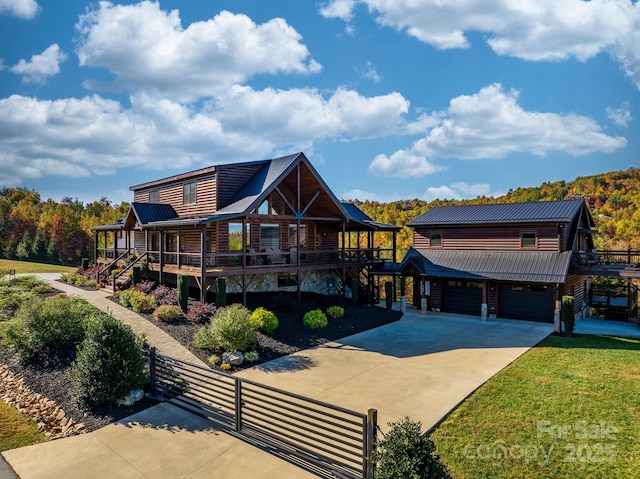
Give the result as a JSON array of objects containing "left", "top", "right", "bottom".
[
  {"left": 442, "top": 280, "right": 483, "bottom": 316},
  {"left": 498, "top": 283, "right": 553, "bottom": 322}
]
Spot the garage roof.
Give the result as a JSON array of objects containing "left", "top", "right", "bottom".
[
  {"left": 400, "top": 248, "right": 572, "bottom": 284},
  {"left": 407, "top": 200, "right": 586, "bottom": 226}
]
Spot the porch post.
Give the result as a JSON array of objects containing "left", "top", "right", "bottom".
[
  {"left": 93, "top": 231, "right": 98, "bottom": 265},
  {"left": 159, "top": 230, "right": 164, "bottom": 284},
  {"left": 554, "top": 284, "right": 561, "bottom": 333},
  {"left": 200, "top": 227, "right": 207, "bottom": 303},
  {"left": 113, "top": 231, "right": 117, "bottom": 259}
]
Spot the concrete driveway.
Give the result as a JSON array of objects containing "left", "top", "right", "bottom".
[{"left": 238, "top": 310, "right": 554, "bottom": 432}]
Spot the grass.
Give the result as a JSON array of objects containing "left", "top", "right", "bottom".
[
  {"left": 430, "top": 334, "right": 640, "bottom": 478},
  {"left": 0, "top": 399, "right": 49, "bottom": 451},
  {"left": 0, "top": 259, "right": 76, "bottom": 274}
]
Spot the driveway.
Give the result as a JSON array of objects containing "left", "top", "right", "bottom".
[{"left": 238, "top": 310, "right": 554, "bottom": 432}]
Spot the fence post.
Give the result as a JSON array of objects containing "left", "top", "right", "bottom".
[
  {"left": 149, "top": 347, "right": 157, "bottom": 397},
  {"left": 235, "top": 378, "right": 242, "bottom": 433},
  {"left": 365, "top": 408, "right": 377, "bottom": 479}
]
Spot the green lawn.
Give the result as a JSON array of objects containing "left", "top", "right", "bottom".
[
  {"left": 0, "top": 259, "right": 76, "bottom": 275},
  {"left": 0, "top": 399, "right": 49, "bottom": 451},
  {"left": 431, "top": 334, "right": 640, "bottom": 478}
]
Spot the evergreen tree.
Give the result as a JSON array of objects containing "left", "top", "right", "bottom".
[
  {"left": 0, "top": 241, "right": 3, "bottom": 259},
  {"left": 15, "top": 231, "right": 32, "bottom": 261},
  {"left": 31, "top": 230, "right": 48, "bottom": 263},
  {"left": 46, "top": 238, "right": 63, "bottom": 265}
]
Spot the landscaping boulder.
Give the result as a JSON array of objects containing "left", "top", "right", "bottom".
[{"left": 222, "top": 352, "right": 244, "bottom": 366}]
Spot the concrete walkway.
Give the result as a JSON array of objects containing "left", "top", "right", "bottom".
[
  {"left": 39, "top": 274, "right": 207, "bottom": 367},
  {"left": 574, "top": 316, "right": 640, "bottom": 338}
]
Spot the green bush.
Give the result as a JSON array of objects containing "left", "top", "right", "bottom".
[
  {"left": 152, "top": 304, "right": 183, "bottom": 322},
  {"left": 194, "top": 304, "right": 258, "bottom": 352},
  {"left": 115, "top": 288, "right": 136, "bottom": 307},
  {"left": 9, "top": 275, "right": 44, "bottom": 290},
  {"left": 373, "top": 417, "right": 448, "bottom": 479},
  {"left": 69, "top": 313, "right": 147, "bottom": 409},
  {"left": 31, "top": 284, "right": 53, "bottom": 295},
  {"left": 2, "top": 295, "right": 90, "bottom": 362},
  {"left": 249, "top": 307, "right": 279, "bottom": 333},
  {"left": 303, "top": 309, "right": 328, "bottom": 329},
  {"left": 326, "top": 305, "right": 344, "bottom": 319},
  {"left": 177, "top": 274, "right": 189, "bottom": 313},
  {"left": 562, "top": 295, "right": 575, "bottom": 337},
  {"left": 193, "top": 325, "right": 217, "bottom": 350},
  {"left": 129, "top": 292, "right": 156, "bottom": 313}
]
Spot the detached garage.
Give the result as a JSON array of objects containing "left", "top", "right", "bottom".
[{"left": 498, "top": 283, "right": 554, "bottom": 323}]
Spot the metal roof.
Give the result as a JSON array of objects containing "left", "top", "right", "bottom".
[
  {"left": 407, "top": 200, "right": 586, "bottom": 227},
  {"left": 130, "top": 202, "right": 178, "bottom": 225},
  {"left": 399, "top": 248, "right": 572, "bottom": 283},
  {"left": 341, "top": 202, "right": 400, "bottom": 231}
]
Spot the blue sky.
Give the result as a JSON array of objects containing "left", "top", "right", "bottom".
[{"left": 0, "top": 0, "right": 638, "bottom": 206}]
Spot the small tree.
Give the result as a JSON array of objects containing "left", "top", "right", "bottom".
[
  {"left": 373, "top": 417, "right": 448, "bottom": 479},
  {"left": 385, "top": 281, "right": 393, "bottom": 311},
  {"left": 46, "top": 238, "right": 62, "bottom": 265},
  {"left": 15, "top": 231, "right": 32, "bottom": 261},
  {"left": 31, "top": 230, "right": 48, "bottom": 263},
  {"left": 350, "top": 278, "right": 359, "bottom": 305},
  {"left": 177, "top": 274, "right": 189, "bottom": 312},
  {"left": 562, "top": 295, "right": 575, "bottom": 338},
  {"left": 69, "top": 313, "right": 147, "bottom": 409},
  {"left": 215, "top": 277, "right": 227, "bottom": 307}
]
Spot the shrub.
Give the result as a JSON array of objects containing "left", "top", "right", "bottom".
[
  {"left": 249, "top": 307, "right": 279, "bottom": 333},
  {"left": 135, "top": 280, "right": 156, "bottom": 294},
  {"left": 177, "top": 275, "right": 189, "bottom": 312},
  {"left": 115, "top": 288, "right": 137, "bottom": 308},
  {"left": 562, "top": 295, "right": 575, "bottom": 337},
  {"left": 373, "top": 417, "right": 448, "bottom": 479},
  {"left": 207, "top": 355, "right": 220, "bottom": 366},
  {"left": 151, "top": 285, "right": 178, "bottom": 306},
  {"left": 186, "top": 302, "right": 216, "bottom": 324},
  {"left": 31, "top": 284, "right": 53, "bottom": 295},
  {"left": 244, "top": 351, "right": 259, "bottom": 363},
  {"left": 129, "top": 292, "right": 156, "bottom": 313},
  {"left": 69, "top": 313, "right": 147, "bottom": 409},
  {"left": 2, "top": 295, "right": 90, "bottom": 362},
  {"left": 193, "top": 325, "right": 217, "bottom": 350},
  {"left": 11, "top": 275, "right": 44, "bottom": 290},
  {"left": 197, "top": 304, "right": 258, "bottom": 352},
  {"left": 303, "top": 309, "right": 328, "bottom": 329},
  {"left": 152, "top": 304, "right": 183, "bottom": 322},
  {"left": 326, "top": 305, "right": 345, "bottom": 319}
]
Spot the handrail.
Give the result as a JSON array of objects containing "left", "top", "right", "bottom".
[
  {"left": 111, "top": 252, "right": 149, "bottom": 292},
  {"left": 98, "top": 250, "right": 131, "bottom": 284}
]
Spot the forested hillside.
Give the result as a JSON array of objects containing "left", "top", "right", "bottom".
[
  {"left": 0, "top": 167, "right": 638, "bottom": 266},
  {"left": 355, "top": 167, "right": 640, "bottom": 258}
]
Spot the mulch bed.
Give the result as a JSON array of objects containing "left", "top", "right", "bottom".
[{"left": 128, "top": 292, "right": 403, "bottom": 371}]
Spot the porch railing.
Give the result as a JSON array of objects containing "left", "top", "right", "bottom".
[{"left": 574, "top": 249, "right": 640, "bottom": 267}]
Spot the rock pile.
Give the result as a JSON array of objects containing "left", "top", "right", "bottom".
[{"left": 0, "top": 364, "right": 85, "bottom": 439}]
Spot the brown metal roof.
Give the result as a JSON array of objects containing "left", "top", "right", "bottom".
[
  {"left": 400, "top": 248, "right": 572, "bottom": 283},
  {"left": 407, "top": 200, "right": 586, "bottom": 227}
]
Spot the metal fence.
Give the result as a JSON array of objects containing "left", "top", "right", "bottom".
[{"left": 148, "top": 348, "right": 376, "bottom": 479}]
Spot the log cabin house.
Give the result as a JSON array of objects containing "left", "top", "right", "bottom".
[
  {"left": 92, "top": 152, "right": 399, "bottom": 304},
  {"left": 394, "top": 200, "right": 599, "bottom": 323}
]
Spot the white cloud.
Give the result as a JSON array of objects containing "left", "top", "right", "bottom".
[
  {"left": 319, "top": 0, "right": 357, "bottom": 21},
  {"left": 76, "top": 2, "right": 321, "bottom": 102},
  {"left": 356, "top": 61, "right": 381, "bottom": 83},
  {"left": 10, "top": 44, "right": 67, "bottom": 83},
  {"left": 320, "top": 0, "right": 640, "bottom": 89},
  {"left": 341, "top": 189, "right": 379, "bottom": 201},
  {"left": 369, "top": 149, "right": 446, "bottom": 178},
  {"left": 606, "top": 102, "right": 633, "bottom": 127},
  {"left": 423, "top": 182, "right": 497, "bottom": 201},
  {"left": 369, "top": 83, "right": 627, "bottom": 178},
  {"left": 0, "top": 85, "right": 411, "bottom": 186},
  {"left": 0, "top": 0, "right": 39, "bottom": 19}
]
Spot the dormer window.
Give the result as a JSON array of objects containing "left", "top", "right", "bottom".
[
  {"left": 521, "top": 232, "right": 537, "bottom": 248},
  {"left": 430, "top": 233, "right": 442, "bottom": 247},
  {"left": 183, "top": 182, "right": 197, "bottom": 204}
]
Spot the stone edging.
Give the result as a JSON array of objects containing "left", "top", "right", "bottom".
[{"left": 0, "top": 364, "right": 85, "bottom": 439}]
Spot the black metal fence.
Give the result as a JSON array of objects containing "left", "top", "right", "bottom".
[{"left": 148, "top": 348, "right": 377, "bottom": 479}]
